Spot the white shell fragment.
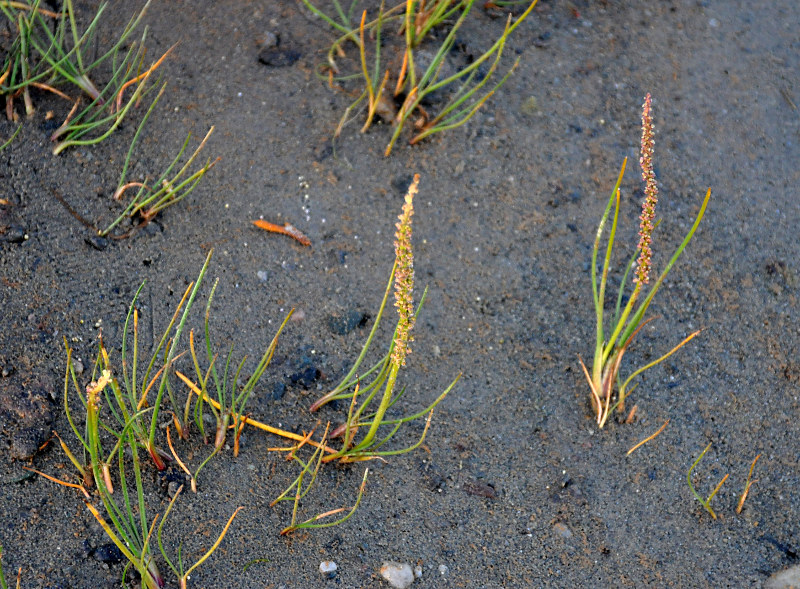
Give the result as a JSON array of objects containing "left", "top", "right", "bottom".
[
  {"left": 319, "top": 560, "right": 338, "bottom": 578},
  {"left": 380, "top": 561, "right": 415, "bottom": 588}
]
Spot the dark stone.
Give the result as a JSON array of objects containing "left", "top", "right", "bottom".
[
  {"left": 533, "top": 31, "right": 552, "bottom": 48},
  {"left": 156, "top": 468, "right": 187, "bottom": 497},
  {"left": 271, "top": 382, "right": 286, "bottom": 400},
  {"left": 92, "top": 543, "right": 124, "bottom": 564},
  {"left": 258, "top": 48, "right": 301, "bottom": 67},
  {"left": 327, "top": 310, "right": 368, "bottom": 336},
  {"left": 392, "top": 174, "right": 415, "bottom": 195},
  {"left": 85, "top": 235, "right": 108, "bottom": 250},
  {"left": 3, "top": 225, "right": 27, "bottom": 243},
  {"left": 463, "top": 480, "right": 497, "bottom": 499},
  {"left": 289, "top": 366, "right": 320, "bottom": 389}
]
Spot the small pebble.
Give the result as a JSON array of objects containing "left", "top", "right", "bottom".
[
  {"left": 380, "top": 562, "right": 415, "bottom": 589},
  {"left": 552, "top": 521, "right": 573, "bottom": 539},
  {"left": 257, "top": 270, "right": 269, "bottom": 282},
  {"left": 3, "top": 225, "right": 27, "bottom": 243},
  {"left": 319, "top": 561, "right": 338, "bottom": 578},
  {"left": 327, "top": 309, "right": 367, "bottom": 335},
  {"left": 438, "top": 564, "right": 449, "bottom": 576},
  {"left": 92, "top": 543, "right": 124, "bottom": 564},
  {"left": 767, "top": 564, "right": 800, "bottom": 589},
  {"left": 262, "top": 31, "right": 278, "bottom": 49},
  {"left": 85, "top": 235, "right": 108, "bottom": 250}
]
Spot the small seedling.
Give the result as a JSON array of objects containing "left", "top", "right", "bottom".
[
  {"left": 84, "top": 430, "right": 165, "bottom": 589},
  {"left": 580, "top": 94, "right": 711, "bottom": 428},
  {"left": 1, "top": 1, "right": 169, "bottom": 152},
  {"left": 0, "top": 0, "right": 64, "bottom": 120},
  {"left": 300, "top": 0, "right": 539, "bottom": 155},
  {"left": 49, "top": 41, "right": 170, "bottom": 155},
  {"left": 687, "top": 443, "right": 729, "bottom": 520},
  {"left": 270, "top": 424, "right": 368, "bottom": 535},
  {"left": 45, "top": 368, "right": 239, "bottom": 589},
  {"left": 60, "top": 355, "right": 122, "bottom": 490},
  {"left": 271, "top": 175, "right": 457, "bottom": 534},
  {"left": 101, "top": 87, "right": 218, "bottom": 237},
  {"left": 157, "top": 486, "right": 243, "bottom": 589},
  {"left": 736, "top": 453, "right": 761, "bottom": 514}
]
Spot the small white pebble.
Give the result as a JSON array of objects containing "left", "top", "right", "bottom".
[
  {"left": 380, "top": 562, "right": 414, "bottom": 589},
  {"left": 319, "top": 561, "right": 338, "bottom": 578},
  {"left": 438, "top": 564, "right": 449, "bottom": 576}
]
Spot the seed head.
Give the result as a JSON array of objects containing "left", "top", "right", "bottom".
[
  {"left": 391, "top": 174, "right": 418, "bottom": 367},
  {"left": 635, "top": 93, "right": 657, "bottom": 287},
  {"left": 86, "top": 369, "right": 111, "bottom": 412}
]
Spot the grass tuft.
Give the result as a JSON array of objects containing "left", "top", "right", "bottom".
[
  {"left": 581, "top": 94, "right": 710, "bottom": 428},
  {"left": 300, "top": 0, "right": 539, "bottom": 155}
]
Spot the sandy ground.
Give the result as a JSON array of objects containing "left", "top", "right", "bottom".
[{"left": 1, "top": 0, "right": 799, "bottom": 587}]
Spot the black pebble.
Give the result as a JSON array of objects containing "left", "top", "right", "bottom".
[
  {"left": 92, "top": 543, "right": 124, "bottom": 564},
  {"left": 3, "top": 225, "right": 27, "bottom": 243},
  {"left": 85, "top": 235, "right": 108, "bottom": 250},
  {"left": 289, "top": 366, "right": 320, "bottom": 388},
  {"left": 327, "top": 310, "right": 368, "bottom": 336},
  {"left": 258, "top": 48, "right": 301, "bottom": 67},
  {"left": 271, "top": 382, "right": 286, "bottom": 400}
]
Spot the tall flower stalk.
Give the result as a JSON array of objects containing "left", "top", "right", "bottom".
[
  {"left": 272, "top": 174, "right": 459, "bottom": 534},
  {"left": 580, "top": 94, "right": 711, "bottom": 428},
  {"left": 309, "top": 174, "right": 459, "bottom": 463}
]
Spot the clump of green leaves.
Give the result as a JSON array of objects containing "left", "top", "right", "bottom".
[
  {"left": 1, "top": 0, "right": 170, "bottom": 153},
  {"left": 580, "top": 94, "right": 710, "bottom": 428},
  {"left": 101, "top": 86, "right": 218, "bottom": 237},
  {"left": 170, "top": 279, "right": 293, "bottom": 491},
  {"left": 61, "top": 251, "right": 212, "bottom": 475},
  {"left": 301, "top": 0, "right": 539, "bottom": 155},
  {"left": 34, "top": 252, "right": 244, "bottom": 588}
]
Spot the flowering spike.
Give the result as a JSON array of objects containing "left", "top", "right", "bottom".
[
  {"left": 635, "top": 93, "right": 657, "bottom": 287},
  {"left": 391, "top": 174, "right": 419, "bottom": 367}
]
